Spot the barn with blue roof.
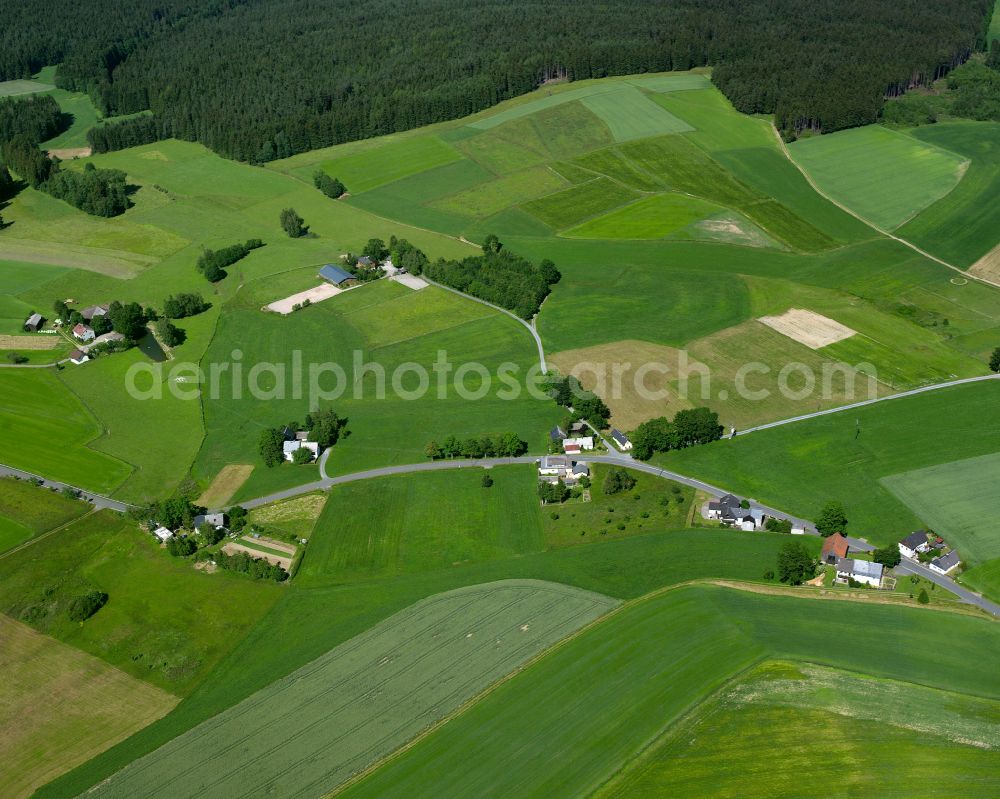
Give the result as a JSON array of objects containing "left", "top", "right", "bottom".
[{"left": 319, "top": 263, "right": 355, "bottom": 286}]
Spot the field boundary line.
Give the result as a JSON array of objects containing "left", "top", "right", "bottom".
[
  {"left": 772, "top": 123, "right": 1000, "bottom": 290},
  {"left": 0, "top": 507, "right": 98, "bottom": 561}
]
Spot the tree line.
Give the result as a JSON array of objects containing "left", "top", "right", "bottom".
[
  {"left": 630, "top": 407, "right": 724, "bottom": 460},
  {"left": 424, "top": 433, "right": 528, "bottom": 460},
  {"left": 197, "top": 239, "right": 264, "bottom": 282},
  {"left": 3, "top": 0, "right": 987, "bottom": 161},
  {"left": 0, "top": 93, "right": 65, "bottom": 143}
]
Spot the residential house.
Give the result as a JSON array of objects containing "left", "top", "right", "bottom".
[
  {"left": 539, "top": 455, "right": 571, "bottom": 475},
  {"left": 23, "top": 313, "right": 43, "bottom": 332},
  {"left": 318, "top": 263, "right": 355, "bottom": 286},
  {"left": 562, "top": 436, "right": 594, "bottom": 451},
  {"left": 569, "top": 421, "right": 588, "bottom": 435},
  {"left": 706, "top": 493, "right": 743, "bottom": 522},
  {"left": 356, "top": 255, "right": 374, "bottom": 267},
  {"left": 571, "top": 462, "right": 590, "bottom": 479},
  {"left": 821, "top": 533, "right": 850, "bottom": 565},
  {"left": 549, "top": 425, "right": 567, "bottom": 442},
  {"left": 68, "top": 349, "right": 90, "bottom": 365},
  {"left": 80, "top": 303, "right": 110, "bottom": 321},
  {"left": 72, "top": 323, "right": 95, "bottom": 342},
  {"left": 153, "top": 526, "right": 173, "bottom": 543},
  {"left": 283, "top": 440, "right": 320, "bottom": 462},
  {"left": 835, "top": 557, "right": 883, "bottom": 588},
  {"left": 563, "top": 443, "right": 581, "bottom": 455},
  {"left": 929, "top": 550, "right": 960, "bottom": 575},
  {"left": 898, "top": 530, "right": 930, "bottom": 559},
  {"left": 610, "top": 428, "right": 632, "bottom": 451},
  {"left": 194, "top": 512, "right": 227, "bottom": 529}
]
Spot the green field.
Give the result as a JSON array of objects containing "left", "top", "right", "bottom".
[
  {"left": 87, "top": 580, "right": 618, "bottom": 799},
  {"left": 566, "top": 193, "right": 722, "bottom": 239},
  {"left": 0, "top": 78, "right": 54, "bottom": 96},
  {"left": 0, "top": 477, "right": 88, "bottom": 553},
  {"left": 599, "top": 661, "right": 1000, "bottom": 798},
  {"left": 662, "top": 380, "right": 1000, "bottom": 545},
  {"left": 0, "top": 510, "right": 282, "bottom": 694},
  {"left": 317, "top": 135, "right": 462, "bottom": 194},
  {"left": 579, "top": 85, "right": 693, "bottom": 141},
  {"left": 881, "top": 451, "right": 1000, "bottom": 566},
  {"left": 521, "top": 177, "right": 639, "bottom": 229},
  {"left": 789, "top": 125, "right": 968, "bottom": 230},
  {"left": 339, "top": 584, "right": 1000, "bottom": 799}
]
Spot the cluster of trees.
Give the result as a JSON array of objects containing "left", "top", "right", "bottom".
[
  {"left": 313, "top": 171, "right": 345, "bottom": 199},
  {"left": 154, "top": 317, "right": 184, "bottom": 347},
  {"left": 390, "top": 237, "right": 430, "bottom": 274},
  {"left": 67, "top": 589, "right": 108, "bottom": 622},
  {"left": 197, "top": 238, "right": 264, "bottom": 282},
  {"left": 538, "top": 479, "right": 570, "bottom": 505},
  {"left": 423, "top": 237, "right": 560, "bottom": 320},
  {"left": 163, "top": 292, "right": 209, "bottom": 319},
  {"left": 0, "top": 0, "right": 987, "bottom": 160},
  {"left": 545, "top": 374, "right": 611, "bottom": 428},
  {"left": 280, "top": 208, "right": 308, "bottom": 238},
  {"left": 0, "top": 93, "right": 64, "bottom": 143},
  {"left": 259, "top": 408, "right": 345, "bottom": 467},
  {"left": 631, "top": 407, "right": 724, "bottom": 460},
  {"left": 603, "top": 468, "right": 636, "bottom": 495},
  {"left": 212, "top": 548, "right": 288, "bottom": 582},
  {"left": 130, "top": 496, "right": 205, "bottom": 530},
  {"left": 884, "top": 54, "right": 1000, "bottom": 126},
  {"left": 775, "top": 540, "right": 816, "bottom": 585},
  {"left": 873, "top": 544, "right": 902, "bottom": 569},
  {"left": 990, "top": 346, "right": 1000, "bottom": 373},
  {"left": 88, "top": 114, "right": 159, "bottom": 153},
  {"left": 424, "top": 432, "right": 528, "bottom": 460}
]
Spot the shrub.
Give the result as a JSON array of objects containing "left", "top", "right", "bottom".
[{"left": 67, "top": 590, "right": 108, "bottom": 622}]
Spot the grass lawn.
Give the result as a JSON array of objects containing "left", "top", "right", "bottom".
[
  {"left": 0, "top": 510, "right": 282, "bottom": 695},
  {"left": 789, "top": 125, "right": 968, "bottom": 230},
  {"left": 565, "top": 193, "right": 722, "bottom": 239},
  {"left": 880, "top": 451, "right": 1000, "bottom": 566},
  {"left": 85, "top": 580, "right": 617, "bottom": 799},
  {"left": 662, "top": 380, "right": 1000, "bottom": 544},
  {"left": 0, "top": 369, "right": 132, "bottom": 493},
  {"left": 0, "top": 616, "right": 176, "bottom": 799},
  {"left": 598, "top": 661, "right": 1000, "bottom": 799},
  {"left": 898, "top": 121, "right": 1000, "bottom": 267},
  {"left": 338, "top": 584, "right": 1000, "bottom": 799},
  {"left": 0, "top": 477, "right": 88, "bottom": 553},
  {"left": 579, "top": 85, "right": 693, "bottom": 141}
]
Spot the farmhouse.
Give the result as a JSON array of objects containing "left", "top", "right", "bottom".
[
  {"left": 23, "top": 313, "right": 43, "bottom": 332},
  {"left": 153, "top": 526, "right": 173, "bottom": 543},
  {"left": 194, "top": 512, "right": 226, "bottom": 529},
  {"left": 571, "top": 462, "right": 590, "bottom": 478},
  {"left": 898, "top": 530, "right": 930, "bottom": 559},
  {"left": 835, "top": 557, "right": 883, "bottom": 588},
  {"left": 72, "top": 323, "right": 95, "bottom": 342},
  {"left": 563, "top": 443, "right": 581, "bottom": 455},
  {"left": 549, "top": 425, "right": 567, "bottom": 442},
  {"left": 929, "top": 550, "right": 960, "bottom": 575},
  {"left": 821, "top": 533, "right": 850, "bottom": 565},
  {"left": 611, "top": 428, "right": 632, "bottom": 451},
  {"left": 538, "top": 455, "right": 571, "bottom": 475},
  {"left": 80, "top": 303, "right": 110, "bottom": 321},
  {"left": 68, "top": 349, "right": 90, "bottom": 365},
  {"left": 706, "top": 493, "right": 743, "bottom": 521},
  {"left": 319, "top": 263, "right": 355, "bottom": 286},
  {"left": 283, "top": 440, "right": 320, "bottom": 462},
  {"left": 562, "top": 436, "right": 594, "bottom": 451}
]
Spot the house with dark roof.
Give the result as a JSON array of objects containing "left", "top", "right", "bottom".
[
  {"left": 549, "top": 425, "right": 567, "bottom": 442},
  {"left": 835, "top": 557, "right": 883, "bottom": 587},
  {"left": 929, "top": 550, "right": 960, "bottom": 575},
  {"left": 356, "top": 255, "right": 374, "bottom": 267},
  {"left": 318, "top": 264, "right": 355, "bottom": 286},
  {"left": 898, "top": 530, "right": 930, "bottom": 559},
  {"left": 80, "top": 303, "right": 110, "bottom": 321},
  {"left": 706, "top": 493, "right": 743, "bottom": 522},
  {"left": 68, "top": 349, "right": 89, "bottom": 365},
  {"left": 821, "top": 533, "right": 850, "bottom": 565},
  {"left": 571, "top": 461, "right": 589, "bottom": 478},
  {"left": 610, "top": 428, "right": 632, "bottom": 451},
  {"left": 24, "top": 313, "right": 43, "bottom": 332}
]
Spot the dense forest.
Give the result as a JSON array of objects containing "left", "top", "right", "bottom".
[{"left": 0, "top": 0, "right": 992, "bottom": 160}]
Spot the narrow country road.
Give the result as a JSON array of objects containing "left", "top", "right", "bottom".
[
  {"left": 737, "top": 373, "right": 1000, "bottom": 436},
  {"left": 0, "top": 464, "right": 130, "bottom": 512},
  {"left": 422, "top": 277, "right": 547, "bottom": 372}
]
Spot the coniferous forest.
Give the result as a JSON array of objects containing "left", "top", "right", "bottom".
[{"left": 0, "top": 0, "right": 992, "bottom": 161}]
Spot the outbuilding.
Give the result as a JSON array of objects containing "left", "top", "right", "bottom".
[
  {"left": 153, "top": 526, "right": 173, "bottom": 543},
  {"left": 24, "top": 313, "right": 43, "bottom": 332},
  {"left": 821, "top": 533, "right": 850, "bottom": 565},
  {"left": 68, "top": 349, "right": 90, "bottom": 365},
  {"left": 318, "top": 263, "right": 355, "bottom": 286},
  {"left": 610, "top": 428, "right": 632, "bottom": 451},
  {"left": 929, "top": 550, "right": 960, "bottom": 575}
]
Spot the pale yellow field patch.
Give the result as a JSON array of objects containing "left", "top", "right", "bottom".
[
  {"left": 223, "top": 541, "right": 292, "bottom": 570},
  {"left": 968, "top": 243, "right": 1000, "bottom": 285},
  {"left": 197, "top": 463, "right": 254, "bottom": 509},
  {"left": 0, "top": 616, "right": 177, "bottom": 799},
  {"left": 265, "top": 283, "right": 343, "bottom": 314},
  {"left": 757, "top": 308, "right": 856, "bottom": 350},
  {"left": 248, "top": 492, "right": 327, "bottom": 529},
  {"left": 0, "top": 334, "right": 59, "bottom": 350},
  {"left": 47, "top": 147, "right": 92, "bottom": 160},
  {"left": 548, "top": 340, "right": 694, "bottom": 430}
]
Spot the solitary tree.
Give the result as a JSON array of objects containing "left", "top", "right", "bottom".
[
  {"left": 259, "top": 427, "right": 285, "bottom": 467},
  {"left": 815, "top": 501, "right": 848, "bottom": 536},
  {"left": 872, "top": 544, "right": 902, "bottom": 569},
  {"left": 292, "top": 445, "right": 314, "bottom": 464},
  {"left": 777, "top": 540, "right": 815, "bottom": 585},
  {"left": 280, "top": 207, "right": 307, "bottom": 238},
  {"left": 990, "top": 346, "right": 1000, "bottom": 373},
  {"left": 481, "top": 472, "right": 494, "bottom": 488},
  {"left": 917, "top": 588, "right": 930, "bottom": 604},
  {"left": 481, "top": 233, "right": 502, "bottom": 254}
]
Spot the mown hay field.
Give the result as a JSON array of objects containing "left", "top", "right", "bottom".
[
  {"left": 0, "top": 616, "right": 177, "bottom": 799},
  {"left": 0, "top": 477, "right": 88, "bottom": 553},
  {"left": 87, "top": 580, "right": 618, "bottom": 799}
]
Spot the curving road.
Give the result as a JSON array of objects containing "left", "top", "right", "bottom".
[{"left": 0, "top": 464, "right": 129, "bottom": 512}]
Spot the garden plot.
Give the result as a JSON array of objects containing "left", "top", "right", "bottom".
[
  {"left": 757, "top": 308, "right": 856, "bottom": 349},
  {"left": 265, "top": 283, "right": 343, "bottom": 314},
  {"left": 88, "top": 580, "right": 617, "bottom": 799}
]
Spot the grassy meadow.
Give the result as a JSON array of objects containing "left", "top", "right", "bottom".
[{"left": 0, "top": 477, "right": 88, "bottom": 553}]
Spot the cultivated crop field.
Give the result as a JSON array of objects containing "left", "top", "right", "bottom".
[
  {"left": 598, "top": 662, "right": 1000, "bottom": 798},
  {"left": 88, "top": 581, "right": 618, "bottom": 799},
  {"left": 789, "top": 125, "right": 968, "bottom": 230},
  {"left": 0, "top": 616, "right": 176, "bottom": 799},
  {"left": 339, "top": 584, "right": 1000, "bottom": 799}
]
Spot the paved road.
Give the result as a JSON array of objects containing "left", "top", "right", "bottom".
[
  {"left": 737, "top": 374, "right": 1000, "bottom": 436},
  {"left": 895, "top": 559, "right": 1000, "bottom": 617},
  {"left": 423, "top": 277, "right": 547, "bottom": 372},
  {"left": 0, "top": 464, "right": 130, "bottom": 512}
]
